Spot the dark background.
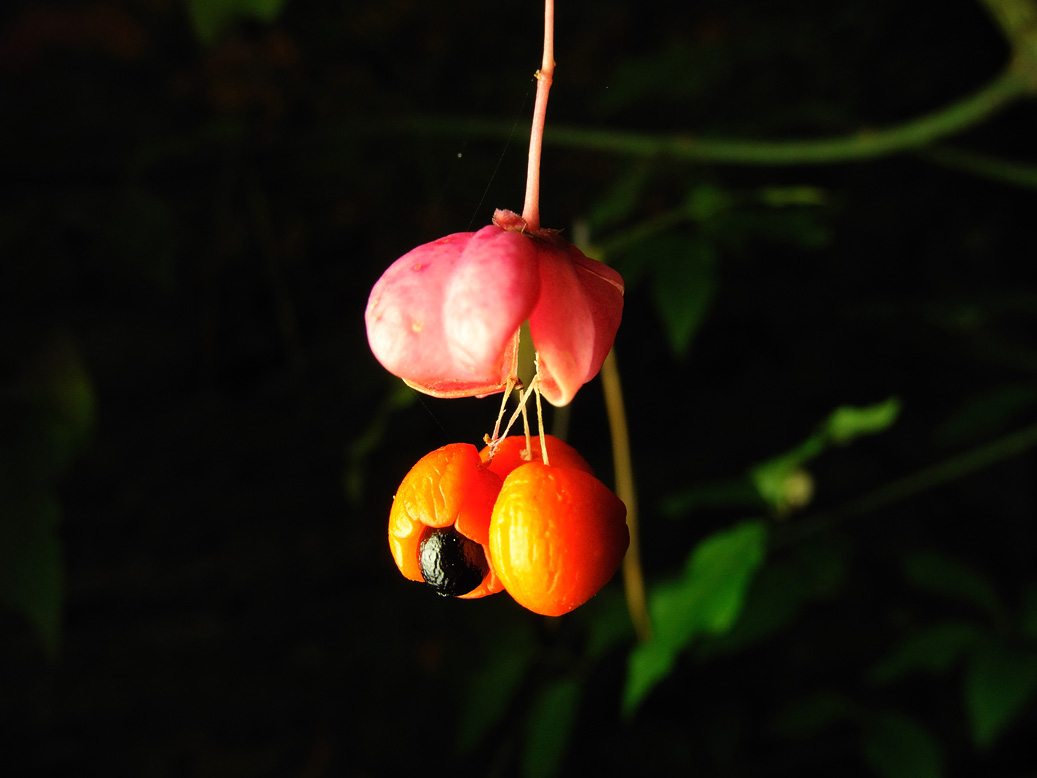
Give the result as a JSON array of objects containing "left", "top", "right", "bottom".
[{"left": 1, "top": 0, "right": 1035, "bottom": 776}]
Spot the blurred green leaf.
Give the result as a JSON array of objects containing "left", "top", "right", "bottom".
[
  {"left": 823, "top": 397, "right": 902, "bottom": 445},
  {"left": 107, "top": 188, "right": 178, "bottom": 290},
  {"left": 659, "top": 476, "right": 764, "bottom": 519},
  {"left": 610, "top": 240, "right": 654, "bottom": 287},
  {"left": 456, "top": 622, "right": 534, "bottom": 753},
  {"left": 682, "top": 520, "right": 769, "bottom": 634},
  {"left": 686, "top": 182, "right": 832, "bottom": 251},
  {"left": 623, "top": 637, "right": 675, "bottom": 717},
  {"left": 613, "top": 234, "right": 719, "bottom": 359},
  {"left": 699, "top": 561, "right": 810, "bottom": 657},
  {"left": 963, "top": 640, "right": 1037, "bottom": 748},
  {"left": 187, "top": 0, "right": 290, "bottom": 45},
  {"left": 0, "top": 334, "right": 95, "bottom": 658},
  {"left": 795, "top": 536, "right": 853, "bottom": 596},
  {"left": 650, "top": 237, "right": 718, "bottom": 358},
  {"left": 596, "top": 41, "right": 728, "bottom": 116},
  {"left": 521, "top": 676, "right": 581, "bottom": 778},
  {"left": 11, "top": 334, "right": 97, "bottom": 478},
  {"left": 586, "top": 162, "right": 653, "bottom": 234},
  {"left": 861, "top": 711, "right": 944, "bottom": 778},
  {"left": 870, "top": 620, "right": 985, "bottom": 684},
  {"left": 43, "top": 363, "right": 96, "bottom": 476},
  {"left": 749, "top": 398, "right": 899, "bottom": 513},
  {"left": 343, "top": 382, "right": 416, "bottom": 505},
  {"left": 1021, "top": 581, "right": 1037, "bottom": 643},
  {"left": 721, "top": 206, "right": 833, "bottom": 251},
  {"left": 702, "top": 537, "right": 850, "bottom": 657},
  {"left": 932, "top": 383, "right": 1037, "bottom": 449},
  {"left": 0, "top": 490, "right": 63, "bottom": 659},
  {"left": 624, "top": 520, "right": 767, "bottom": 714},
  {"left": 770, "top": 691, "right": 859, "bottom": 738},
  {"left": 685, "top": 183, "right": 735, "bottom": 223},
  {"left": 902, "top": 551, "right": 1005, "bottom": 625},
  {"left": 577, "top": 588, "right": 635, "bottom": 662},
  {"left": 756, "top": 185, "right": 830, "bottom": 207}
]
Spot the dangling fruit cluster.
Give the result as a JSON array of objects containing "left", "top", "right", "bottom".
[{"left": 388, "top": 435, "right": 628, "bottom": 616}]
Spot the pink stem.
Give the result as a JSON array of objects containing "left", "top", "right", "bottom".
[{"left": 521, "top": 0, "right": 554, "bottom": 233}]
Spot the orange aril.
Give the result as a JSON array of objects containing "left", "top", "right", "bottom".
[
  {"left": 388, "top": 443, "right": 505, "bottom": 599},
  {"left": 488, "top": 461, "right": 628, "bottom": 616},
  {"left": 480, "top": 434, "right": 594, "bottom": 479}
]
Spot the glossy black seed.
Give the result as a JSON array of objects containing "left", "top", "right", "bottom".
[{"left": 418, "top": 526, "right": 489, "bottom": 597}]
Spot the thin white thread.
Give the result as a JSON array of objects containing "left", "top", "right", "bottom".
[{"left": 465, "top": 85, "right": 534, "bottom": 230}]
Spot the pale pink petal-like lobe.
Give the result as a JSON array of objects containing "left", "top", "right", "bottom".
[
  {"left": 366, "top": 232, "right": 512, "bottom": 398},
  {"left": 366, "top": 222, "right": 624, "bottom": 404},
  {"left": 443, "top": 226, "right": 540, "bottom": 379},
  {"left": 365, "top": 232, "right": 466, "bottom": 384},
  {"left": 529, "top": 242, "right": 624, "bottom": 406},
  {"left": 364, "top": 227, "right": 543, "bottom": 399}
]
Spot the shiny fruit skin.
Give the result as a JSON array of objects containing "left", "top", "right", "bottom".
[
  {"left": 489, "top": 462, "right": 628, "bottom": 616},
  {"left": 480, "top": 434, "right": 594, "bottom": 480},
  {"left": 418, "top": 526, "right": 491, "bottom": 597}
]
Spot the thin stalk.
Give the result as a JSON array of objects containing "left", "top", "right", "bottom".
[
  {"left": 489, "top": 376, "right": 518, "bottom": 444},
  {"left": 534, "top": 384, "right": 549, "bottom": 466},
  {"left": 601, "top": 349, "right": 651, "bottom": 642},
  {"left": 497, "top": 377, "right": 540, "bottom": 445},
  {"left": 521, "top": 0, "right": 555, "bottom": 231}
]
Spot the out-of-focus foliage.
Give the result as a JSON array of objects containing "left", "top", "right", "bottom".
[
  {"left": 624, "top": 519, "right": 768, "bottom": 713},
  {"left": 187, "top": 0, "right": 290, "bottom": 46},
  {"left": 872, "top": 550, "right": 1037, "bottom": 751},
  {"left": 600, "top": 179, "right": 832, "bottom": 359},
  {"left": 2, "top": 0, "right": 1036, "bottom": 776},
  {"left": 0, "top": 335, "right": 95, "bottom": 659},
  {"left": 750, "top": 397, "right": 901, "bottom": 513}
]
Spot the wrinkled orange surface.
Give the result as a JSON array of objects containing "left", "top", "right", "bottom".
[
  {"left": 388, "top": 442, "right": 504, "bottom": 598},
  {"left": 480, "top": 434, "right": 594, "bottom": 480},
  {"left": 488, "top": 462, "right": 628, "bottom": 617}
]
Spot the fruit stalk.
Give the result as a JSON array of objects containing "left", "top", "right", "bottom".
[{"left": 521, "top": 0, "right": 555, "bottom": 233}]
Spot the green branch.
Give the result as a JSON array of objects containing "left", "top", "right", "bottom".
[
  {"left": 980, "top": 0, "right": 1037, "bottom": 81},
  {"left": 548, "top": 68, "right": 1029, "bottom": 164},
  {"left": 601, "top": 350, "right": 651, "bottom": 642},
  {"left": 918, "top": 145, "right": 1037, "bottom": 189},
  {"left": 775, "top": 420, "right": 1037, "bottom": 548},
  {"left": 385, "top": 66, "right": 1030, "bottom": 166}
]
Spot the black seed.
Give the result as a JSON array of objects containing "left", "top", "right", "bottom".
[{"left": 418, "top": 526, "right": 489, "bottom": 597}]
